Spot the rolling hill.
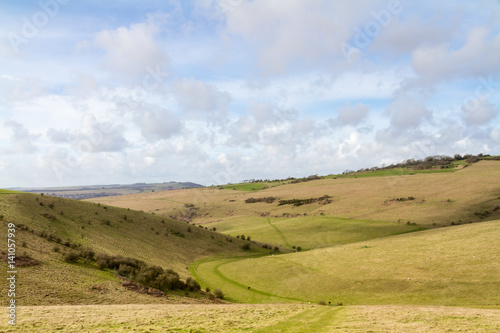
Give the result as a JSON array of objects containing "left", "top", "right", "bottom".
[
  {"left": 0, "top": 191, "right": 275, "bottom": 306},
  {"left": 2, "top": 159, "right": 499, "bottom": 332},
  {"left": 89, "top": 160, "right": 500, "bottom": 250}
]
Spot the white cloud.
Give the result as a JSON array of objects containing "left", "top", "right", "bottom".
[
  {"left": 332, "top": 102, "right": 370, "bottom": 126},
  {"left": 3, "top": 120, "right": 40, "bottom": 154},
  {"left": 224, "top": 0, "right": 369, "bottom": 75},
  {"left": 75, "top": 114, "right": 129, "bottom": 153},
  {"left": 387, "top": 95, "right": 431, "bottom": 129},
  {"left": 136, "top": 105, "right": 182, "bottom": 143},
  {"left": 462, "top": 96, "right": 498, "bottom": 126},
  {"left": 93, "top": 15, "right": 169, "bottom": 78},
  {"left": 1, "top": 1, "right": 500, "bottom": 188},
  {"left": 411, "top": 27, "right": 500, "bottom": 83},
  {"left": 172, "top": 78, "right": 231, "bottom": 120}
]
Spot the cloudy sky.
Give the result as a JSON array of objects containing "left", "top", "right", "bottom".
[{"left": 1, "top": 0, "right": 499, "bottom": 188}]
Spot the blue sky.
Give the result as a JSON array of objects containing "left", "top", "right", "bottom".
[{"left": 0, "top": 0, "right": 499, "bottom": 188}]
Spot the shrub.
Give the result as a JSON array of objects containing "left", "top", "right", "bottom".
[
  {"left": 242, "top": 243, "right": 251, "bottom": 251},
  {"left": 136, "top": 265, "right": 164, "bottom": 287},
  {"left": 186, "top": 277, "right": 201, "bottom": 291},
  {"left": 214, "top": 289, "right": 224, "bottom": 299},
  {"left": 274, "top": 246, "right": 279, "bottom": 252},
  {"left": 79, "top": 248, "right": 95, "bottom": 261},
  {"left": 64, "top": 251, "right": 80, "bottom": 263},
  {"left": 318, "top": 300, "right": 327, "bottom": 306},
  {"left": 117, "top": 264, "right": 137, "bottom": 278},
  {"left": 466, "top": 155, "right": 480, "bottom": 163},
  {"left": 157, "top": 269, "right": 183, "bottom": 290}
]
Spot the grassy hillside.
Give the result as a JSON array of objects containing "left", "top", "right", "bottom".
[
  {"left": 195, "top": 219, "right": 500, "bottom": 307},
  {"left": 2, "top": 160, "right": 499, "bottom": 331},
  {"left": 0, "top": 192, "right": 275, "bottom": 305},
  {"left": 90, "top": 161, "right": 500, "bottom": 249}
]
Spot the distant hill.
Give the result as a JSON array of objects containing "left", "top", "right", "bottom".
[
  {"left": 89, "top": 160, "right": 500, "bottom": 250},
  {"left": 8, "top": 181, "right": 204, "bottom": 200}
]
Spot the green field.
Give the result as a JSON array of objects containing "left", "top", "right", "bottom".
[
  {"left": 204, "top": 216, "right": 425, "bottom": 250},
  {"left": 194, "top": 219, "right": 500, "bottom": 306}
]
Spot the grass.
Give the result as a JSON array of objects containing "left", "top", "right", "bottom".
[
  {"left": 221, "top": 183, "right": 276, "bottom": 191},
  {"left": 1, "top": 304, "right": 498, "bottom": 332},
  {"left": 0, "top": 192, "right": 270, "bottom": 306},
  {"left": 0, "top": 189, "right": 21, "bottom": 194},
  {"left": 196, "top": 219, "right": 500, "bottom": 307},
  {"left": 92, "top": 161, "right": 500, "bottom": 232},
  {"left": 1, "top": 160, "right": 499, "bottom": 331},
  {"left": 203, "top": 216, "right": 426, "bottom": 250}
]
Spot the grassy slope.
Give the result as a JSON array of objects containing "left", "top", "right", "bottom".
[
  {"left": 90, "top": 161, "right": 500, "bottom": 249},
  {"left": 0, "top": 192, "right": 270, "bottom": 305},
  {"left": 1, "top": 304, "right": 499, "bottom": 332},
  {"left": 197, "top": 219, "right": 500, "bottom": 307}
]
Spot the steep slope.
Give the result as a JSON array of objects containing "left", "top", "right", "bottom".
[{"left": 0, "top": 192, "right": 272, "bottom": 305}]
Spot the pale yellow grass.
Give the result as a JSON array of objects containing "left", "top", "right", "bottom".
[
  {"left": 89, "top": 161, "right": 500, "bottom": 228},
  {"left": 1, "top": 304, "right": 498, "bottom": 332}
]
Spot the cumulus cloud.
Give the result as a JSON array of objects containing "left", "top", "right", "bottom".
[
  {"left": 462, "top": 96, "right": 498, "bottom": 126},
  {"left": 47, "top": 128, "right": 74, "bottom": 143},
  {"left": 172, "top": 78, "right": 231, "bottom": 121},
  {"left": 3, "top": 120, "right": 40, "bottom": 154},
  {"left": 93, "top": 14, "right": 168, "bottom": 78},
  {"left": 224, "top": 0, "right": 368, "bottom": 75},
  {"left": 371, "top": 13, "right": 455, "bottom": 56},
  {"left": 2, "top": 2, "right": 500, "bottom": 188},
  {"left": 332, "top": 102, "right": 370, "bottom": 126},
  {"left": 136, "top": 105, "right": 182, "bottom": 143},
  {"left": 75, "top": 114, "right": 128, "bottom": 153},
  {"left": 411, "top": 27, "right": 500, "bottom": 83},
  {"left": 386, "top": 94, "right": 431, "bottom": 129}
]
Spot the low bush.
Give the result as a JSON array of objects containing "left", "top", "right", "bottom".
[
  {"left": 214, "top": 289, "right": 224, "bottom": 299},
  {"left": 64, "top": 251, "right": 80, "bottom": 263}
]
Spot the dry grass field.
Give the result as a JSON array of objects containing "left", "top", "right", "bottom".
[
  {"left": 1, "top": 304, "right": 498, "bottom": 332},
  {"left": 90, "top": 161, "right": 500, "bottom": 249}
]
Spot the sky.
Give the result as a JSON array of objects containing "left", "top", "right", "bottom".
[{"left": 0, "top": 0, "right": 499, "bottom": 188}]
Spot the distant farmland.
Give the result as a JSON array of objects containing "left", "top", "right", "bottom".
[{"left": 9, "top": 181, "right": 203, "bottom": 200}]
